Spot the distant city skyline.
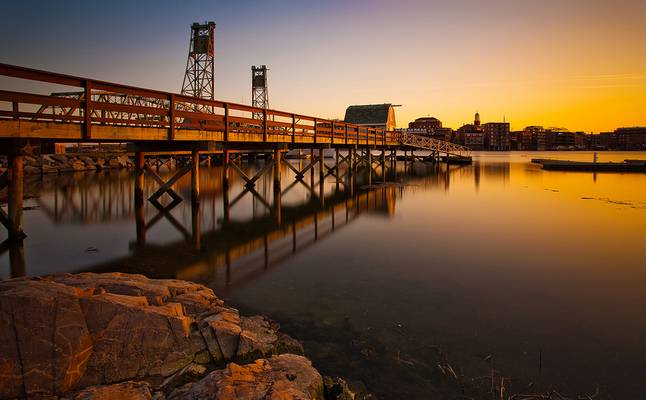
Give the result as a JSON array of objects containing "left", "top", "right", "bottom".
[{"left": 1, "top": 0, "right": 645, "bottom": 132}]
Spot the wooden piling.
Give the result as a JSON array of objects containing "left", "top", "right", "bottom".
[
  {"left": 191, "top": 150, "right": 200, "bottom": 201},
  {"left": 134, "top": 151, "right": 145, "bottom": 246},
  {"left": 7, "top": 154, "right": 25, "bottom": 240}
]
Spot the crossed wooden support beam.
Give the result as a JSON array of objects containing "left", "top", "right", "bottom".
[
  {"left": 228, "top": 158, "right": 275, "bottom": 189},
  {"left": 144, "top": 165, "right": 191, "bottom": 203},
  {"left": 280, "top": 155, "right": 319, "bottom": 181}
]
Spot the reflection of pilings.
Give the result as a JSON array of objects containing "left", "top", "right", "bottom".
[
  {"left": 0, "top": 239, "right": 25, "bottom": 278},
  {"left": 3, "top": 155, "right": 25, "bottom": 240},
  {"left": 79, "top": 160, "right": 460, "bottom": 288},
  {"left": 192, "top": 199, "right": 201, "bottom": 252},
  {"left": 273, "top": 149, "right": 282, "bottom": 225},
  {"left": 9, "top": 241, "right": 25, "bottom": 277},
  {"left": 135, "top": 152, "right": 145, "bottom": 246},
  {"left": 223, "top": 150, "right": 230, "bottom": 223},
  {"left": 191, "top": 151, "right": 201, "bottom": 250}
]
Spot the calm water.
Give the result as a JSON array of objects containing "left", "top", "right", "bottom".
[{"left": 2, "top": 151, "right": 646, "bottom": 399}]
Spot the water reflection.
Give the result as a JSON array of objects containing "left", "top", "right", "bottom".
[
  {"left": 4, "top": 152, "right": 645, "bottom": 398},
  {"left": 1, "top": 154, "right": 471, "bottom": 280}
]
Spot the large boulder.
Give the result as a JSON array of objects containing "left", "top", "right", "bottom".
[
  {"left": 168, "top": 354, "right": 324, "bottom": 400},
  {"left": 0, "top": 273, "right": 304, "bottom": 399}
]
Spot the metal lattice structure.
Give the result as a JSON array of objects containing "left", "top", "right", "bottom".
[
  {"left": 181, "top": 22, "right": 215, "bottom": 100},
  {"left": 251, "top": 65, "right": 268, "bottom": 120},
  {"left": 394, "top": 130, "right": 472, "bottom": 158},
  {"left": 35, "top": 91, "right": 168, "bottom": 125}
]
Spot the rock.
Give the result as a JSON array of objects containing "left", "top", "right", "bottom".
[
  {"left": 117, "top": 155, "right": 131, "bottom": 168},
  {"left": 24, "top": 155, "right": 39, "bottom": 166},
  {"left": 42, "top": 154, "right": 57, "bottom": 164},
  {"left": 73, "top": 381, "right": 153, "bottom": 400},
  {"left": 52, "top": 154, "right": 69, "bottom": 163},
  {"left": 42, "top": 163, "right": 59, "bottom": 174},
  {"left": 168, "top": 354, "right": 324, "bottom": 400},
  {"left": 0, "top": 279, "right": 93, "bottom": 398},
  {"left": 24, "top": 165, "right": 41, "bottom": 175},
  {"left": 276, "top": 332, "right": 305, "bottom": 356},
  {"left": 200, "top": 307, "right": 241, "bottom": 362},
  {"left": 236, "top": 315, "right": 279, "bottom": 362},
  {"left": 108, "top": 158, "right": 121, "bottom": 169},
  {"left": 0, "top": 273, "right": 315, "bottom": 399},
  {"left": 95, "top": 158, "right": 107, "bottom": 169},
  {"left": 324, "top": 377, "right": 355, "bottom": 400}
]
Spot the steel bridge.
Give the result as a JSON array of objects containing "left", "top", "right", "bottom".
[{"left": 0, "top": 63, "right": 471, "bottom": 242}]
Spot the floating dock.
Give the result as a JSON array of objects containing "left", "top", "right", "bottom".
[{"left": 532, "top": 158, "right": 646, "bottom": 172}]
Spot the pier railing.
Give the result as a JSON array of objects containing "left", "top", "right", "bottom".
[
  {"left": 394, "top": 129, "right": 472, "bottom": 157},
  {"left": 0, "top": 63, "right": 395, "bottom": 146}
]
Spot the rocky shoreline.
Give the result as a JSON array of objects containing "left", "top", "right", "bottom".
[
  {"left": 0, "top": 273, "right": 368, "bottom": 399},
  {"left": 0, "top": 154, "right": 134, "bottom": 176}
]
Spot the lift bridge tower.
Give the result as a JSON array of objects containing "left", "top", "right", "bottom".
[
  {"left": 182, "top": 22, "right": 216, "bottom": 100},
  {"left": 251, "top": 65, "right": 269, "bottom": 119}
]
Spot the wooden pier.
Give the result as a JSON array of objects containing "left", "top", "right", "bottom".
[{"left": 0, "top": 63, "right": 471, "bottom": 242}]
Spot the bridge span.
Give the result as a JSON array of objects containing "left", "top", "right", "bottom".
[{"left": 0, "top": 63, "right": 471, "bottom": 241}]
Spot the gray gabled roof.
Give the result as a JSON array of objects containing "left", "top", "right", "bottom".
[{"left": 344, "top": 104, "right": 392, "bottom": 125}]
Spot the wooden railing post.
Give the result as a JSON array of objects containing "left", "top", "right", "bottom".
[
  {"left": 344, "top": 124, "right": 348, "bottom": 145},
  {"left": 330, "top": 121, "right": 334, "bottom": 145},
  {"left": 83, "top": 80, "right": 92, "bottom": 139},
  {"left": 262, "top": 109, "right": 268, "bottom": 142},
  {"left": 291, "top": 113, "right": 296, "bottom": 144},
  {"left": 169, "top": 94, "right": 176, "bottom": 140},
  {"left": 313, "top": 118, "right": 318, "bottom": 144},
  {"left": 12, "top": 102, "right": 18, "bottom": 119},
  {"left": 224, "top": 103, "right": 229, "bottom": 142}
]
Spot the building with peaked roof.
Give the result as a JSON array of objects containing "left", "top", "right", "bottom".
[{"left": 344, "top": 103, "right": 397, "bottom": 131}]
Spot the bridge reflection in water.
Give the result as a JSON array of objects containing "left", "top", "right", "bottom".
[{"left": 2, "top": 156, "right": 472, "bottom": 286}]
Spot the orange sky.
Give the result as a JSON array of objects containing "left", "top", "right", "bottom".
[{"left": 1, "top": 0, "right": 645, "bottom": 132}]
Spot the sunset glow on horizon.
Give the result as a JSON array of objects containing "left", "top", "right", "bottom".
[{"left": 1, "top": 0, "right": 645, "bottom": 132}]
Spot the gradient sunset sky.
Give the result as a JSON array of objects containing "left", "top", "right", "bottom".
[{"left": 1, "top": 0, "right": 645, "bottom": 132}]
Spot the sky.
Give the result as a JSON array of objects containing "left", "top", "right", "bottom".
[{"left": 1, "top": 0, "right": 645, "bottom": 132}]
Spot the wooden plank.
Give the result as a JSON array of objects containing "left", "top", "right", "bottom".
[
  {"left": 0, "top": 63, "right": 83, "bottom": 87},
  {"left": 0, "top": 90, "right": 82, "bottom": 107}
]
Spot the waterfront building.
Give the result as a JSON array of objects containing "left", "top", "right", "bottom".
[
  {"left": 408, "top": 117, "right": 442, "bottom": 131},
  {"left": 484, "top": 122, "right": 510, "bottom": 151},
  {"left": 574, "top": 132, "right": 589, "bottom": 150},
  {"left": 344, "top": 103, "right": 397, "bottom": 131},
  {"left": 509, "top": 131, "right": 523, "bottom": 150},
  {"left": 456, "top": 113, "right": 485, "bottom": 148},
  {"left": 408, "top": 116, "right": 453, "bottom": 141},
  {"left": 551, "top": 131, "right": 575, "bottom": 150},
  {"left": 590, "top": 132, "right": 617, "bottom": 150},
  {"left": 522, "top": 126, "right": 545, "bottom": 150},
  {"left": 615, "top": 127, "right": 646, "bottom": 150}
]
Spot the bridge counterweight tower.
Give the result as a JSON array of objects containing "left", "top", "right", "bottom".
[
  {"left": 182, "top": 22, "right": 216, "bottom": 100},
  {"left": 252, "top": 65, "right": 268, "bottom": 120}
]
